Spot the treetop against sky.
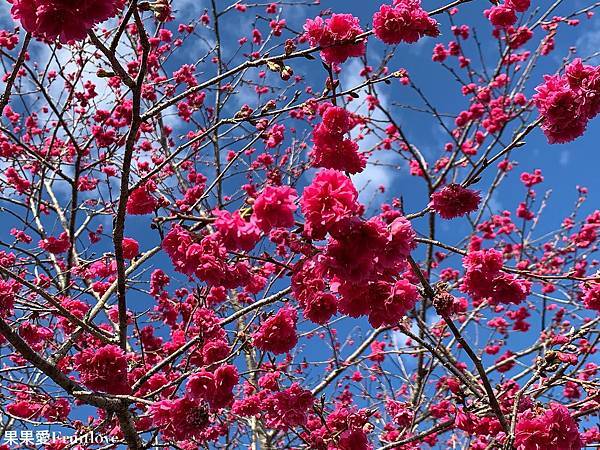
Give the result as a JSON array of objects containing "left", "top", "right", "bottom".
[{"left": 0, "top": 0, "right": 599, "bottom": 449}]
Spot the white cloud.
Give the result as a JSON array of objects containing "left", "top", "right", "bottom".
[
  {"left": 341, "top": 59, "right": 399, "bottom": 204},
  {"left": 559, "top": 149, "right": 570, "bottom": 166},
  {"left": 487, "top": 191, "right": 503, "bottom": 212},
  {"left": 576, "top": 21, "right": 600, "bottom": 63}
]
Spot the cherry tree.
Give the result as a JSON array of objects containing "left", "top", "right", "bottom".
[{"left": 0, "top": 0, "right": 599, "bottom": 449}]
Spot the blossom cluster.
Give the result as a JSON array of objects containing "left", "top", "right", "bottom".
[
  {"left": 303, "top": 13, "right": 365, "bottom": 64},
  {"left": 10, "top": 0, "right": 125, "bottom": 43},
  {"left": 515, "top": 404, "right": 583, "bottom": 450},
  {"left": 373, "top": 0, "right": 439, "bottom": 45},
  {"left": 533, "top": 59, "right": 600, "bottom": 143},
  {"left": 461, "top": 248, "right": 531, "bottom": 305},
  {"left": 486, "top": 0, "right": 531, "bottom": 29},
  {"left": 310, "top": 105, "right": 366, "bottom": 174},
  {"left": 430, "top": 184, "right": 481, "bottom": 219},
  {"left": 294, "top": 169, "right": 419, "bottom": 327}
]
